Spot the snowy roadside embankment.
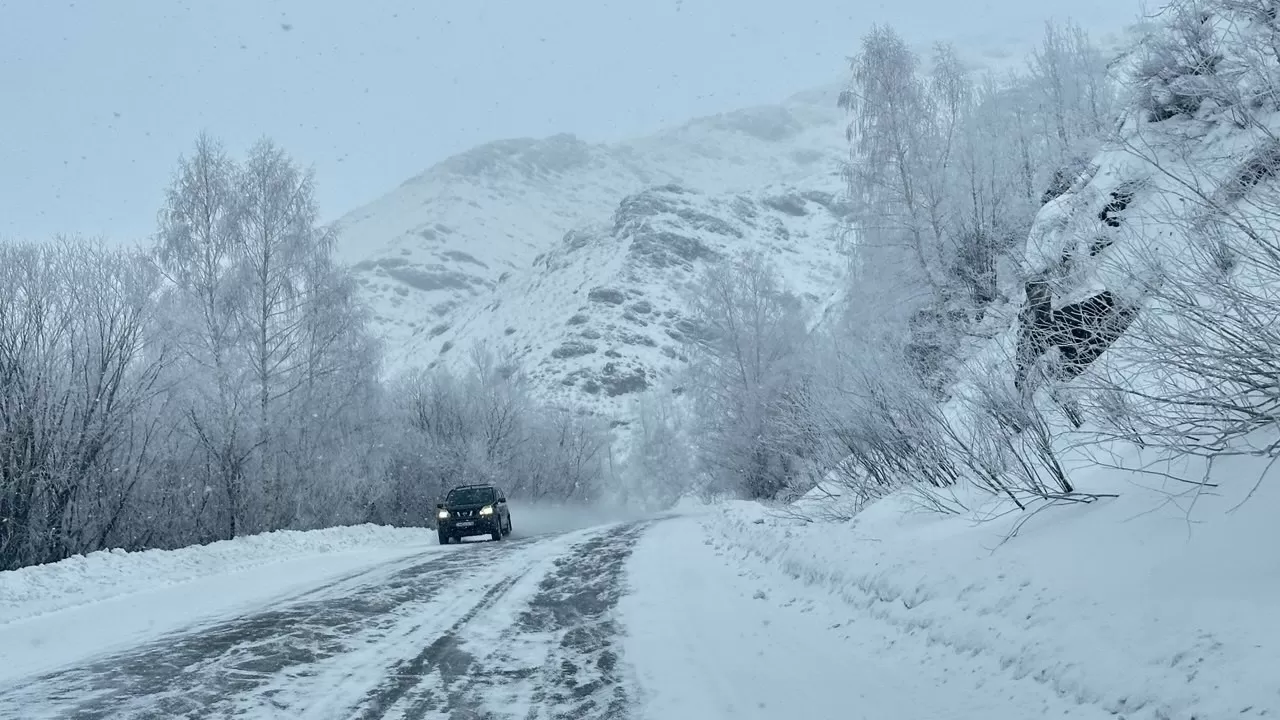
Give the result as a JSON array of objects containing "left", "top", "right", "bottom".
[
  {"left": 701, "top": 447, "right": 1278, "bottom": 720},
  {"left": 0, "top": 523, "right": 435, "bottom": 625},
  {"left": 0, "top": 524, "right": 438, "bottom": 685},
  {"left": 621, "top": 515, "right": 1065, "bottom": 720}
]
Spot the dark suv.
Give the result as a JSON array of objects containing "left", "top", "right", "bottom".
[{"left": 436, "top": 484, "right": 512, "bottom": 544}]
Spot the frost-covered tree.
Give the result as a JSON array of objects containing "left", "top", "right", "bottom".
[
  {"left": 840, "top": 21, "right": 1122, "bottom": 389},
  {"left": 841, "top": 26, "right": 950, "bottom": 291},
  {"left": 154, "top": 134, "right": 254, "bottom": 539},
  {"left": 374, "top": 346, "right": 609, "bottom": 525},
  {"left": 620, "top": 381, "right": 697, "bottom": 507},
  {"left": 1077, "top": 0, "right": 1280, "bottom": 461},
  {"left": 0, "top": 239, "right": 170, "bottom": 569},
  {"left": 818, "top": 19, "right": 1125, "bottom": 510},
  {"left": 234, "top": 139, "right": 324, "bottom": 523},
  {"left": 1029, "top": 20, "right": 1116, "bottom": 159},
  {"left": 684, "top": 251, "right": 808, "bottom": 499},
  {"left": 523, "top": 406, "right": 607, "bottom": 503},
  {"left": 154, "top": 134, "right": 381, "bottom": 539}
]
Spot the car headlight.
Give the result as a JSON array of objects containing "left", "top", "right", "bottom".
[
  {"left": 479, "top": 505, "right": 494, "bottom": 516},
  {"left": 437, "top": 510, "right": 449, "bottom": 519}
]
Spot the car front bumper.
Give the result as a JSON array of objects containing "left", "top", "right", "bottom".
[{"left": 440, "top": 517, "right": 501, "bottom": 536}]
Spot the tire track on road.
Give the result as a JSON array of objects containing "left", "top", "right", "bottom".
[
  {"left": 514, "top": 522, "right": 648, "bottom": 720},
  {"left": 358, "top": 521, "right": 651, "bottom": 720},
  {"left": 352, "top": 570, "right": 531, "bottom": 719},
  {"left": 0, "top": 539, "right": 541, "bottom": 720}
]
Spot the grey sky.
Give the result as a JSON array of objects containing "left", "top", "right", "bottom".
[{"left": 1, "top": 0, "right": 1145, "bottom": 248}]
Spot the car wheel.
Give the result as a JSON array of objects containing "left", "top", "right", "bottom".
[
  {"left": 491, "top": 525, "right": 503, "bottom": 541},
  {"left": 504, "top": 517, "right": 512, "bottom": 536},
  {"left": 437, "top": 531, "right": 449, "bottom": 545}
]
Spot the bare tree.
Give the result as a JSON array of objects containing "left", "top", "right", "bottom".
[
  {"left": 684, "top": 250, "right": 808, "bottom": 498},
  {"left": 624, "top": 381, "right": 696, "bottom": 508},
  {"left": 803, "top": 19, "right": 1130, "bottom": 522},
  {"left": 233, "top": 138, "right": 331, "bottom": 525},
  {"left": 0, "top": 239, "right": 171, "bottom": 569},
  {"left": 841, "top": 26, "right": 952, "bottom": 291},
  {"left": 155, "top": 134, "right": 256, "bottom": 539}
]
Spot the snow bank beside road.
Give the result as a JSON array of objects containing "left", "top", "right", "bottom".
[
  {"left": 621, "top": 516, "right": 1068, "bottom": 720},
  {"left": 700, "top": 447, "right": 1279, "bottom": 720},
  {"left": 0, "top": 523, "right": 435, "bottom": 626},
  {"left": 0, "top": 524, "right": 438, "bottom": 685}
]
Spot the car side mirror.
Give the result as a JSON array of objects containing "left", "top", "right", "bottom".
[
  {"left": 498, "top": 496, "right": 506, "bottom": 503},
  {"left": 436, "top": 502, "right": 444, "bottom": 509}
]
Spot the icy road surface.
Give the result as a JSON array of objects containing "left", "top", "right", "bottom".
[
  {"left": 0, "top": 511, "right": 1203, "bottom": 720},
  {"left": 0, "top": 524, "right": 646, "bottom": 720}
]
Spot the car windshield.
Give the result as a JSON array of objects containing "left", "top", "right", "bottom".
[{"left": 446, "top": 487, "right": 495, "bottom": 506}]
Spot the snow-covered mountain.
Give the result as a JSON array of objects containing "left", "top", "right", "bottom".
[
  {"left": 413, "top": 183, "right": 850, "bottom": 418},
  {"left": 336, "top": 84, "right": 851, "bottom": 414}
]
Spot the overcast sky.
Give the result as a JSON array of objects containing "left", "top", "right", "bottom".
[{"left": 1, "top": 0, "right": 1146, "bottom": 247}]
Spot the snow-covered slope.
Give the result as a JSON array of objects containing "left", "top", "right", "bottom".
[
  {"left": 666, "top": 66, "right": 1280, "bottom": 715},
  {"left": 739, "top": 10, "right": 1280, "bottom": 716},
  {"left": 957, "top": 15, "right": 1280, "bottom": 436},
  {"left": 407, "top": 182, "right": 849, "bottom": 419},
  {"left": 680, "top": 446, "right": 1280, "bottom": 719},
  {"left": 335, "top": 86, "right": 847, "bottom": 365}
]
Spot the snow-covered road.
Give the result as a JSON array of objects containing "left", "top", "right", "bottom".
[
  {"left": 1, "top": 504, "right": 1268, "bottom": 719},
  {"left": 0, "top": 523, "right": 648, "bottom": 719}
]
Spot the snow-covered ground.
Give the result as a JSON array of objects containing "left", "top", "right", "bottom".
[
  {"left": 0, "top": 524, "right": 438, "bottom": 626},
  {"left": 621, "top": 447, "right": 1278, "bottom": 719},
  {"left": 622, "top": 514, "right": 1052, "bottom": 719}
]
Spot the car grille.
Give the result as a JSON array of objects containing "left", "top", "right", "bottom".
[{"left": 453, "top": 510, "right": 475, "bottom": 519}]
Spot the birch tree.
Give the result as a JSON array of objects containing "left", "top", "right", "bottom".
[
  {"left": 685, "top": 251, "right": 808, "bottom": 498},
  {"left": 233, "top": 138, "right": 329, "bottom": 525},
  {"left": 841, "top": 26, "right": 947, "bottom": 290},
  {"left": 155, "top": 134, "right": 255, "bottom": 539}
]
